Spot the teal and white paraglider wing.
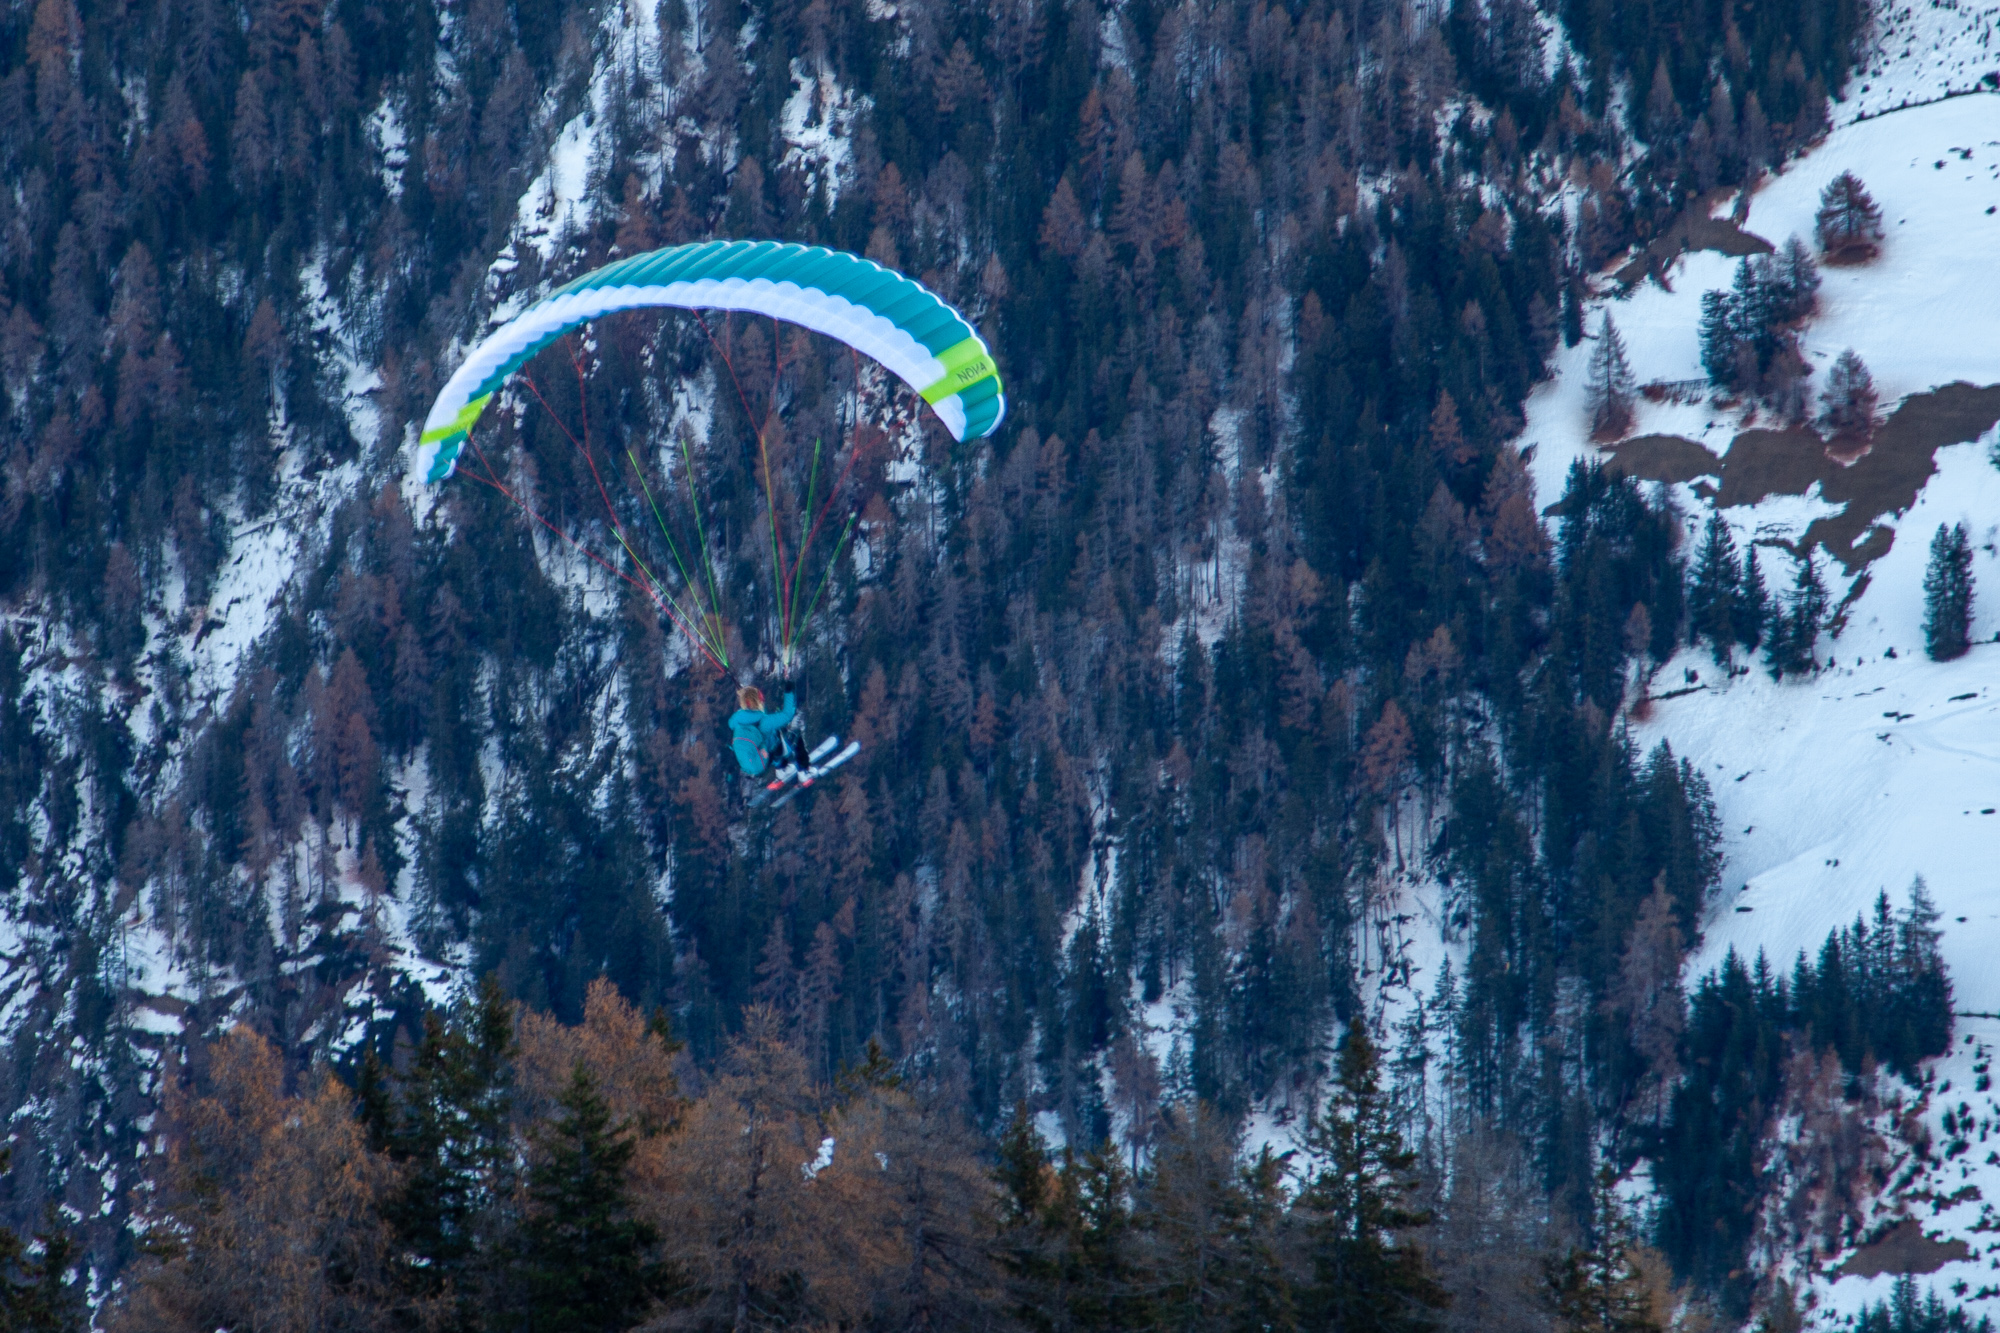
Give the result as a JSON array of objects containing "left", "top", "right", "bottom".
[{"left": 415, "top": 239, "right": 1005, "bottom": 486}]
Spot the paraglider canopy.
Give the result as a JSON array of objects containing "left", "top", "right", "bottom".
[
  {"left": 416, "top": 239, "right": 1005, "bottom": 488},
  {"left": 413, "top": 239, "right": 1004, "bottom": 675}
]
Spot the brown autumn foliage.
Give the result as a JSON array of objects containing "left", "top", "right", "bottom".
[
  {"left": 114, "top": 1027, "right": 426, "bottom": 1333},
  {"left": 113, "top": 988, "right": 1006, "bottom": 1333}
]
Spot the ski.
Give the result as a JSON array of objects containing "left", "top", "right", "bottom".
[
  {"left": 770, "top": 741, "right": 862, "bottom": 808},
  {"left": 747, "top": 737, "right": 855, "bottom": 810}
]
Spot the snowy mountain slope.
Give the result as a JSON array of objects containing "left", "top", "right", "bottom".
[
  {"left": 1518, "top": 76, "right": 2000, "bottom": 1325},
  {"left": 1846, "top": 0, "right": 2000, "bottom": 124}
]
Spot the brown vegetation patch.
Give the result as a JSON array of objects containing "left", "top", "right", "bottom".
[
  {"left": 1715, "top": 427, "right": 1830, "bottom": 508},
  {"left": 1579, "top": 383, "right": 2000, "bottom": 574},
  {"left": 1682, "top": 211, "right": 1776, "bottom": 258},
  {"left": 1804, "top": 382, "right": 2000, "bottom": 569},
  {"left": 1647, "top": 382, "right": 2000, "bottom": 573},
  {"left": 1822, "top": 242, "right": 1881, "bottom": 267},
  {"left": 1612, "top": 191, "right": 1775, "bottom": 285},
  {"left": 1837, "top": 1218, "right": 1971, "bottom": 1279},
  {"left": 1605, "top": 434, "right": 1724, "bottom": 485}
]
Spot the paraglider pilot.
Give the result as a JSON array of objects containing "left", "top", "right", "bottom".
[{"left": 730, "top": 684, "right": 808, "bottom": 786}]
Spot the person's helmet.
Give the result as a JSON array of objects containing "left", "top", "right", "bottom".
[{"left": 738, "top": 685, "right": 765, "bottom": 711}]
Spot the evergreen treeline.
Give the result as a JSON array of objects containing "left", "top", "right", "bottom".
[
  {"left": 1556, "top": 0, "right": 1859, "bottom": 217},
  {"left": 1856, "top": 1278, "right": 1998, "bottom": 1333},
  {"left": 1656, "top": 882, "right": 1954, "bottom": 1310}
]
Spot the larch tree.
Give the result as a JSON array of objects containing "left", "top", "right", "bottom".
[
  {"left": 1136, "top": 1105, "right": 1294, "bottom": 1333},
  {"left": 115, "top": 1029, "right": 409, "bottom": 1333},
  {"left": 1543, "top": 1168, "right": 1662, "bottom": 1333},
  {"left": 1819, "top": 349, "right": 1878, "bottom": 440},
  {"left": 1815, "top": 171, "right": 1884, "bottom": 261},
  {"left": 1607, "top": 882, "right": 1687, "bottom": 1126},
  {"left": 1586, "top": 312, "right": 1636, "bottom": 439},
  {"left": 831, "top": 1067, "right": 999, "bottom": 1333}
]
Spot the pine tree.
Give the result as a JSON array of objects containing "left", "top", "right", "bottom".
[
  {"left": 1819, "top": 349, "right": 1878, "bottom": 439},
  {"left": 1922, "top": 522, "right": 1975, "bottom": 661},
  {"left": 1698, "top": 290, "right": 1737, "bottom": 388},
  {"left": 1294, "top": 1026, "right": 1449, "bottom": 1333},
  {"left": 1544, "top": 1168, "right": 1661, "bottom": 1333},
  {"left": 1735, "top": 547, "right": 1769, "bottom": 654},
  {"left": 1815, "top": 171, "right": 1885, "bottom": 260},
  {"left": 1586, "top": 313, "right": 1635, "bottom": 439},
  {"left": 518, "top": 1064, "right": 672, "bottom": 1333},
  {"left": 1688, "top": 515, "right": 1742, "bottom": 661}
]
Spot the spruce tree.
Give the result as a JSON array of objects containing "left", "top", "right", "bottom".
[
  {"left": 1922, "top": 522, "right": 1974, "bottom": 661},
  {"left": 1698, "top": 291, "right": 1737, "bottom": 388},
  {"left": 1544, "top": 1168, "right": 1661, "bottom": 1333},
  {"left": 1729, "top": 256, "right": 1777, "bottom": 363},
  {"left": 1294, "top": 1027, "right": 1449, "bottom": 1333},
  {"left": 1855, "top": 1275, "right": 1994, "bottom": 1333},
  {"left": 1586, "top": 313, "right": 1636, "bottom": 439},
  {"left": 380, "top": 976, "right": 520, "bottom": 1325},
  {"left": 1688, "top": 515, "right": 1742, "bottom": 661},
  {"left": 1735, "top": 547, "right": 1769, "bottom": 654},
  {"left": 518, "top": 1064, "right": 671, "bottom": 1333},
  {"left": 1765, "top": 550, "right": 1828, "bottom": 678}
]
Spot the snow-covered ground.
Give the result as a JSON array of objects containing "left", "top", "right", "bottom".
[
  {"left": 1845, "top": 0, "right": 2000, "bottom": 124},
  {"left": 1519, "top": 67, "right": 2000, "bottom": 1323},
  {"left": 1524, "top": 91, "right": 2000, "bottom": 495}
]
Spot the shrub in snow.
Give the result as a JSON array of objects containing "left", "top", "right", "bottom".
[
  {"left": 1922, "top": 522, "right": 1975, "bottom": 661},
  {"left": 1585, "top": 311, "right": 1635, "bottom": 439},
  {"left": 1818, "top": 348, "right": 1878, "bottom": 440},
  {"left": 1815, "top": 170, "right": 1884, "bottom": 262}
]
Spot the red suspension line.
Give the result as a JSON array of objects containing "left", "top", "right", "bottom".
[{"left": 464, "top": 437, "right": 726, "bottom": 674}]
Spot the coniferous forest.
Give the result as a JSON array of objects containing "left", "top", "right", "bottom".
[{"left": 0, "top": 0, "right": 1966, "bottom": 1327}]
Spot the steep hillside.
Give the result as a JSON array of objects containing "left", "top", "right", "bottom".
[
  {"left": 2, "top": 0, "right": 1990, "bottom": 1324},
  {"left": 1525, "top": 80, "right": 2000, "bottom": 1325}
]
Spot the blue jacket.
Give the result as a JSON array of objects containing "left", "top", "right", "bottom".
[{"left": 728, "top": 693, "right": 797, "bottom": 776}]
